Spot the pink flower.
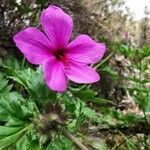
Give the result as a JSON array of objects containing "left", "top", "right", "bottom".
[
  {"left": 123, "top": 32, "right": 129, "bottom": 41},
  {"left": 13, "top": 5, "right": 106, "bottom": 92}
]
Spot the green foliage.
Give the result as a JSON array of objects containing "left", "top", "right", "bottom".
[
  {"left": 0, "top": 74, "right": 12, "bottom": 95},
  {"left": 71, "top": 89, "right": 113, "bottom": 104},
  {"left": 0, "top": 125, "right": 31, "bottom": 149},
  {"left": 3, "top": 61, "right": 56, "bottom": 108},
  {"left": 0, "top": 43, "right": 149, "bottom": 149},
  {"left": 1, "top": 0, "right": 149, "bottom": 149},
  {"left": 47, "top": 136, "right": 74, "bottom": 150}
]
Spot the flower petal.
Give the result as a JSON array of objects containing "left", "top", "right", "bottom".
[
  {"left": 13, "top": 27, "right": 54, "bottom": 65},
  {"left": 66, "top": 34, "right": 106, "bottom": 64},
  {"left": 43, "top": 59, "right": 67, "bottom": 92},
  {"left": 40, "top": 5, "right": 73, "bottom": 49},
  {"left": 65, "top": 61, "right": 100, "bottom": 83}
]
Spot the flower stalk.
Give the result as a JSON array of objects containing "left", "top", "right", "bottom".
[{"left": 62, "top": 128, "right": 88, "bottom": 150}]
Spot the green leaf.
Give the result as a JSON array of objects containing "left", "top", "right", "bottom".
[
  {"left": 134, "top": 92, "right": 150, "bottom": 112},
  {"left": 82, "top": 107, "right": 102, "bottom": 123},
  {"left": 3, "top": 66, "right": 56, "bottom": 107},
  {"left": 71, "top": 89, "right": 113, "bottom": 104},
  {"left": 140, "top": 45, "right": 150, "bottom": 58},
  {"left": 0, "top": 126, "right": 24, "bottom": 139},
  {"left": 0, "top": 92, "right": 33, "bottom": 121},
  {"left": 16, "top": 136, "right": 40, "bottom": 150},
  {"left": 2, "top": 56, "right": 22, "bottom": 71},
  {"left": 47, "top": 136, "right": 74, "bottom": 150},
  {"left": 0, "top": 125, "right": 30, "bottom": 149},
  {"left": 71, "top": 89, "right": 96, "bottom": 100},
  {"left": 101, "top": 65, "right": 118, "bottom": 79},
  {"left": 0, "top": 73, "right": 12, "bottom": 95}
]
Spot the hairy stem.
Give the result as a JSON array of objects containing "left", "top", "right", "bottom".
[{"left": 62, "top": 129, "right": 88, "bottom": 150}]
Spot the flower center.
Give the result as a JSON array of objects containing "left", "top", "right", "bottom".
[
  {"left": 54, "top": 49, "right": 70, "bottom": 69},
  {"left": 54, "top": 50, "right": 65, "bottom": 60}
]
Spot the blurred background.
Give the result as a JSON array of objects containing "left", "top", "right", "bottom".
[{"left": 0, "top": 0, "right": 150, "bottom": 54}]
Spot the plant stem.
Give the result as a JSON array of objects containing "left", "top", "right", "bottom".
[
  {"left": 62, "top": 129, "right": 88, "bottom": 150},
  {"left": 94, "top": 51, "right": 115, "bottom": 69},
  {"left": 21, "top": 57, "right": 25, "bottom": 68}
]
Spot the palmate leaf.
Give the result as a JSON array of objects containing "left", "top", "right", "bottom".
[
  {"left": 63, "top": 95, "right": 103, "bottom": 131},
  {"left": 27, "top": 67, "right": 56, "bottom": 104},
  {"left": 3, "top": 66, "right": 56, "bottom": 108},
  {"left": 0, "top": 87, "right": 38, "bottom": 149},
  {"left": 0, "top": 92, "right": 34, "bottom": 122}
]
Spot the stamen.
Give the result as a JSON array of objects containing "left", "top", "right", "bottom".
[
  {"left": 54, "top": 50, "right": 65, "bottom": 60},
  {"left": 54, "top": 49, "right": 70, "bottom": 69}
]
